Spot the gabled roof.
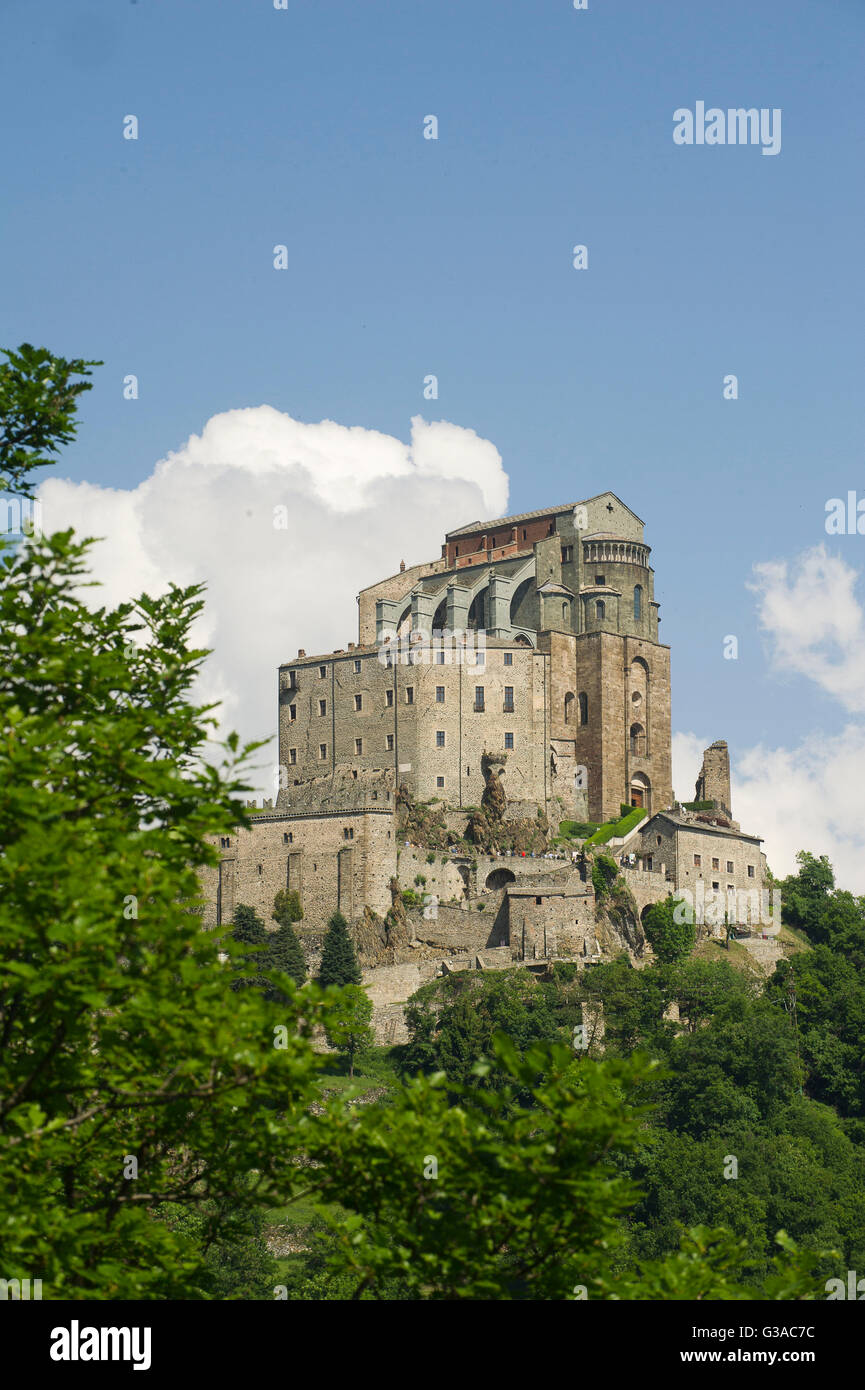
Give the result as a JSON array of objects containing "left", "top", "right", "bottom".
[{"left": 446, "top": 492, "right": 645, "bottom": 540}]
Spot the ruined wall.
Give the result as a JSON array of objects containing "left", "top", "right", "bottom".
[{"left": 695, "top": 740, "right": 732, "bottom": 814}]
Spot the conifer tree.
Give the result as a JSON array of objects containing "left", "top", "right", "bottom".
[
  {"left": 263, "top": 924, "right": 307, "bottom": 999},
  {"left": 231, "top": 903, "right": 267, "bottom": 943},
  {"left": 318, "top": 911, "right": 362, "bottom": 987}
]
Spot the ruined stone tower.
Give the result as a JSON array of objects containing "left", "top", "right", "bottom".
[{"left": 694, "top": 740, "right": 732, "bottom": 815}]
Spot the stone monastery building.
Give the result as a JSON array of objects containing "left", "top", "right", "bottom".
[{"left": 202, "top": 496, "right": 766, "bottom": 958}]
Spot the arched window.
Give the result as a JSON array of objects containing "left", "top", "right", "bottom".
[
  {"left": 564, "top": 691, "right": 575, "bottom": 724},
  {"left": 634, "top": 585, "right": 642, "bottom": 620},
  {"left": 578, "top": 692, "right": 588, "bottom": 725},
  {"left": 596, "top": 599, "right": 605, "bottom": 620},
  {"left": 630, "top": 722, "right": 645, "bottom": 755},
  {"left": 562, "top": 601, "right": 568, "bottom": 623}
]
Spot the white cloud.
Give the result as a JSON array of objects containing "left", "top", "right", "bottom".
[
  {"left": 675, "top": 547, "right": 865, "bottom": 892},
  {"left": 750, "top": 544, "right": 865, "bottom": 712},
  {"left": 39, "top": 407, "right": 507, "bottom": 790}
]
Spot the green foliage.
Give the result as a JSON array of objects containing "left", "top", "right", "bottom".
[
  {"left": 318, "top": 911, "right": 362, "bottom": 987},
  {"left": 323, "top": 984, "right": 374, "bottom": 1078},
  {"left": 400, "top": 888, "right": 422, "bottom": 908},
  {"left": 0, "top": 526, "right": 328, "bottom": 1298},
  {"left": 401, "top": 971, "right": 560, "bottom": 1092},
  {"left": 155, "top": 1191, "right": 279, "bottom": 1299},
  {"left": 559, "top": 820, "right": 599, "bottom": 838},
  {"left": 591, "top": 852, "right": 619, "bottom": 899},
  {"left": 263, "top": 924, "right": 306, "bottom": 998},
  {"left": 586, "top": 806, "right": 646, "bottom": 845},
  {"left": 643, "top": 895, "right": 696, "bottom": 963},
  {"left": 272, "top": 889, "right": 303, "bottom": 927},
  {"left": 0, "top": 343, "right": 101, "bottom": 497},
  {"left": 682, "top": 800, "right": 715, "bottom": 812},
  {"left": 232, "top": 903, "right": 267, "bottom": 943}
]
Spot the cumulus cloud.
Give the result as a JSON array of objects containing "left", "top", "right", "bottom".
[
  {"left": 678, "top": 546, "right": 865, "bottom": 891},
  {"left": 38, "top": 408, "right": 507, "bottom": 790},
  {"left": 750, "top": 545, "right": 865, "bottom": 712}
]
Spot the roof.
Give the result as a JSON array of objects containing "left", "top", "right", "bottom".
[
  {"left": 537, "top": 581, "right": 575, "bottom": 596},
  {"left": 446, "top": 492, "right": 645, "bottom": 540},
  {"left": 447, "top": 503, "right": 578, "bottom": 539},
  {"left": 641, "top": 810, "right": 762, "bottom": 844}
]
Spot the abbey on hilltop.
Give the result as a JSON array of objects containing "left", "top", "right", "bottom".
[{"left": 202, "top": 495, "right": 770, "bottom": 1029}]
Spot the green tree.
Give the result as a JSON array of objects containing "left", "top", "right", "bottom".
[
  {"left": 324, "top": 984, "right": 374, "bottom": 1077},
  {"left": 0, "top": 342, "right": 101, "bottom": 497},
  {"left": 318, "top": 911, "right": 362, "bottom": 987},
  {"left": 263, "top": 924, "right": 307, "bottom": 999},
  {"left": 273, "top": 888, "right": 303, "bottom": 927},
  {"left": 643, "top": 895, "right": 696, "bottom": 964},
  {"left": 232, "top": 903, "right": 267, "bottom": 943}
]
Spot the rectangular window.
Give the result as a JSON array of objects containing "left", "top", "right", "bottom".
[
  {"left": 436, "top": 731, "right": 445, "bottom": 747},
  {"left": 386, "top": 733, "right": 394, "bottom": 751},
  {"left": 595, "top": 574, "right": 605, "bottom": 586},
  {"left": 436, "top": 776, "right": 445, "bottom": 788},
  {"left": 645, "top": 856, "right": 653, "bottom": 871},
  {"left": 319, "top": 665, "right": 327, "bottom": 679},
  {"left": 561, "top": 545, "right": 573, "bottom": 563},
  {"left": 474, "top": 686, "right": 485, "bottom": 710},
  {"left": 355, "top": 738, "right": 363, "bottom": 755},
  {"left": 503, "top": 652, "right": 513, "bottom": 666},
  {"left": 748, "top": 864, "right": 755, "bottom": 878},
  {"left": 475, "top": 651, "right": 485, "bottom": 665},
  {"left": 504, "top": 732, "right": 514, "bottom": 750},
  {"left": 354, "top": 694, "right": 362, "bottom": 711},
  {"left": 386, "top": 688, "right": 393, "bottom": 707},
  {"left": 319, "top": 699, "right": 327, "bottom": 717},
  {"left": 436, "top": 686, "right": 445, "bottom": 703},
  {"left": 437, "top": 650, "right": 445, "bottom": 664},
  {"left": 504, "top": 685, "right": 514, "bottom": 710},
  {"left": 289, "top": 748, "right": 297, "bottom": 765},
  {"left": 694, "top": 854, "right": 701, "bottom": 868},
  {"left": 712, "top": 881, "right": 719, "bottom": 891},
  {"left": 406, "top": 687, "right": 414, "bottom": 704},
  {"left": 319, "top": 744, "right": 327, "bottom": 760},
  {"left": 727, "top": 861, "right": 734, "bottom": 874},
  {"left": 712, "top": 857, "right": 719, "bottom": 870},
  {"left": 353, "top": 658, "right": 361, "bottom": 673},
  {"left": 343, "top": 827, "right": 354, "bottom": 840},
  {"left": 289, "top": 703, "right": 296, "bottom": 721}
]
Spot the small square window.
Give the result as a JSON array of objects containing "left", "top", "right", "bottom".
[
  {"left": 386, "top": 688, "right": 393, "bottom": 707},
  {"left": 712, "top": 881, "right": 719, "bottom": 891},
  {"left": 319, "top": 665, "right": 327, "bottom": 679},
  {"left": 354, "top": 694, "right": 362, "bottom": 711},
  {"left": 436, "top": 686, "right": 445, "bottom": 703},
  {"left": 319, "top": 743, "right": 327, "bottom": 760},
  {"left": 386, "top": 734, "right": 394, "bottom": 751},
  {"left": 595, "top": 574, "right": 605, "bottom": 586},
  {"left": 436, "top": 731, "right": 445, "bottom": 747},
  {"left": 535, "top": 896, "right": 542, "bottom": 906},
  {"left": 406, "top": 687, "right": 414, "bottom": 704},
  {"left": 354, "top": 659, "right": 361, "bottom": 673},
  {"left": 436, "top": 776, "right": 445, "bottom": 788},
  {"left": 319, "top": 699, "right": 327, "bottom": 717},
  {"left": 355, "top": 738, "right": 363, "bottom": 755},
  {"left": 503, "top": 652, "right": 513, "bottom": 666},
  {"left": 726, "top": 861, "right": 734, "bottom": 874},
  {"left": 289, "top": 748, "right": 297, "bottom": 765},
  {"left": 504, "top": 732, "right": 514, "bottom": 750}
]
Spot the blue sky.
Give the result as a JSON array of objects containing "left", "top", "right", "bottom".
[{"left": 3, "top": 0, "right": 865, "bottom": 878}]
